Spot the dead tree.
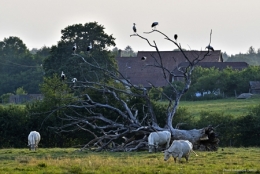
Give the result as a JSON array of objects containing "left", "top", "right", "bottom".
[
  {"left": 47, "top": 29, "right": 219, "bottom": 152},
  {"left": 128, "top": 29, "right": 219, "bottom": 150}
]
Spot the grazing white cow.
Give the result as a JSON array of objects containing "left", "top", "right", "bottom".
[
  {"left": 164, "top": 140, "right": 198, "bottom": 163},
  {"left": 148, "top": 130, "right": 171, "bottom": 153},
  {"left": 28, "top": 131, "right": 41, "bottom": 151}
]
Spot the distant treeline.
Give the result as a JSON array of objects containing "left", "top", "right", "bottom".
[
  {"left": 148, "top": 65, "right": 260, "bottom": 101},
  {"left": 1, "top": 35, "right": 260, "bottom": 99},
  {"left": 223, "top": 46, "right": 260, "bottom": 65},
  {"left": 0, "top": 36, "right": 50, "bottom": 97}
]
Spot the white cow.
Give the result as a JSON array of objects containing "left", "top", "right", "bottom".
[
  {"left": 28, "top": 131, "right": 41, "bottom": 151},
  {"left": 164, "top": 140, "right": 198, "bottom": 163},
  {"left": 148, "top": 130, "right": 171, "bottom": 153}
]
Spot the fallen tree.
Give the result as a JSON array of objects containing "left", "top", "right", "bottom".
[{"left": 46, "top": 27, "right": 219, "bottom": 152}]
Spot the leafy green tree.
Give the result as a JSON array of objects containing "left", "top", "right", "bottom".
[
  {"left": 40, "top": 74, "right": 75, "bottom": 107},
  {"left": 15, "top": 87, "right": 27, "bottom": 95},
  {"left": 60, "top": 22, "right": 115, "bottom": 49},
  {"left": 222, "top": 52, "right": 230, "bottom": 62},
  {"left": 247, "top": 46, "right": 256, "bottom": 55},
  {"left": 257, "top": 48, "right": 260, "bottom": 55},
  {"left": 218, "top": 66, "right": 260, "bottom": 96},
  {"left": 0, "top": 36, "right": 44, "bottom": 96},
  {"left": 0, "top": 93, "right": 13, "bottom": 104},
  {"left": 188, "top": 65, "right": 260, "bottom": 98},
  {"left": 32, "top": 46, "right": 51, "bottom": 64},
  {"left": 193, "top": 67, "right": 221, "bottom": 96},
  {"left": 29, "top": 22, "right": 120, "bottom": 146},
  {"left": 190, "top": 66, "right": 208, "bottom": 86},
  {"left": 26, "top": 74, "right": 77, "bottom": 147},
  {"left": 234, "top": 104, "right": 260, "bottom": 146},
  {"left": 195, "top": 111, "right": 236, "bottom": 147},
  {"left": 0, "top": 105, "right": 29, "bottom": 147},
  {"left": 43, "top": 22, "right": 117, "bottom": 83},
  {"left": 0, "top": 36, "right": 29, "bottom": 75},
  {"left": 149, "top": 87, "right": 163, "bottom": 100},
  {"left": 226, "top": 46, "right": 260, "bottom": 65},
  {"left": 163, "top": 81, "right": 185, "bottom": 100},
  {"left": 237, "top": 66, "right": 260, "bottom": 93},
  {"left": 111, "top": 47, "right": 119, "bottom": 57},
  {"left": 124, "top": 45, "right": 136, "bottom": 57}
]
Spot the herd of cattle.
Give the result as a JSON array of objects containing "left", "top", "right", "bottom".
[
  {"left": 28, "top": 130, "right": 198, "bottom": 163},
  {"left": 148, "top": 130, "right": 198, "bottom": 162}
]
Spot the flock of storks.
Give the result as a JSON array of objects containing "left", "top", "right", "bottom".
[
  {"left": 133, "top": 22, "right": 214, "bottom": 52},
  {"left": 132, "top": 22, "right": 160, "bottom": 33},
  {"left": 61, "top": 22, "right": 214, "bottom": 82},
  {"left": 72, "top": 43, "right": 92, "bottom": 54},
  {"left": 60, "top": 42, "right": 93, "bottom": 82}
]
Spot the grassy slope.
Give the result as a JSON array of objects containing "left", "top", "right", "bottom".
[
  {"left": 0, "top": 148, "right": 259, "bottom": 174},
  {"left": 175, "top": 96, "right": 260, "bottom": 118}
]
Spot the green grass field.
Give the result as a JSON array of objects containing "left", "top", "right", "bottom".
[
  {"left": 0, "top": 148, "right": 259, "bottom": 174},
  {"left": 177, "top": 96, "right": 260, "bottom": 118},
  {"left": 1, "top": 97, "right": 259, "bottom": 173}
]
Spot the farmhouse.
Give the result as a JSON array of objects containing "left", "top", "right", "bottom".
[
  {"left": 9, "top": 94, "right": 43, "bottom": 104},
  {"left": 116, "top": 50, "right": 248, "bottom": 87}
]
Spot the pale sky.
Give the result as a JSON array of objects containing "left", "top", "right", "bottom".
[{"left": 1, "top": 0, "right": 260, "bottom": 55}]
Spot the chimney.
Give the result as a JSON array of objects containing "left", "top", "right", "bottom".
[{"left": 118, "top": 49, "right": 122, "bottom": 57}]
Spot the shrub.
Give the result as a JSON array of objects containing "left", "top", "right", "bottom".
[{"left": 233, "top": 104, "right": 260, "bottom": 147}]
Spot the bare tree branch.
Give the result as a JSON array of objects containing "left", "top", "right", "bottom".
[{"left": 43, "top": 28, "right": 219, "bottom": 152}]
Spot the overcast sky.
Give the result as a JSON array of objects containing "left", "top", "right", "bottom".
[{"left": 1, "top": 0, "right": 260, "bottom": 55}]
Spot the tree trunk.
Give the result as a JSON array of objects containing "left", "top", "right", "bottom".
[{"left": 77, "top": 125, "right": 219, "bottom": 152}]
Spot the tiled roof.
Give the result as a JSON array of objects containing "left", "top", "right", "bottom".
[{"left": 116, "top": 50, "right": 222, "bottom": 87}]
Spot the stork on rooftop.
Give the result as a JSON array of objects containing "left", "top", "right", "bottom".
[
  {"left": 61, "top": 71, "right": 65, "bottom": 81},
  {"left": 206, "top": 44, "right": 214, "bottom": 51},
  {"left": 72, "top": 43, "right": 77, "bottom": 54},
  {"left": 141, "top": 56, "right": 147, "bottom": 61},
  {"left": 151, "top": 22, "right": 158, "bottom": 30},
  {"left": 133, "top": 23, "right": 137, "bottom": 33}
]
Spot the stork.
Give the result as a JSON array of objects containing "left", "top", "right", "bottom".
[
  {"left": 206, "top": 45, "right": 214, "bottom": 51},
  {"left": 61, "top": 71, "right": 65, "bottom": 81},
  {"left": 71, "top": 78, "right": 77, "bottom": 83},
  {"left": 72, "top": 43, "right": 77, "bottom": 54},
  {"left": 133, "top": 23, "right": 137, "bottom": 33},
  {"left": 151, "top": 22, "right": 158, "bottom": 29},
  {"left": 87, "top": 43, "right": 92, "bottom": 51},
  {"left": 174, "top": 34, "right": 178, "bottom": 41}
]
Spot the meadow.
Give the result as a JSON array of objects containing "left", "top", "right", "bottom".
[
  {"left": 178, "top": 96, "right": 260, "bottom": 118},
  {"left": 0, "top": 148, "right": 259, "bottom": 174},
  {"left": 1, "top": 97, "right": 259, "bottom": 173}
]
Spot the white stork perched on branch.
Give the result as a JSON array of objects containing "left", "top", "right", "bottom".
[
  {"left": 61, "top": 71, "right": 65, "bottom": 81},
  {"left": 87, "top": 43, "right": 92, "bottom": 51},
  {"left": 72, "top": 43, "right": 77, "bottom": 54}
]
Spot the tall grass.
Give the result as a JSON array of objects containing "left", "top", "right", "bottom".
[{"left": 0, "top": 148, "right": 259, "bottom": 173}]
